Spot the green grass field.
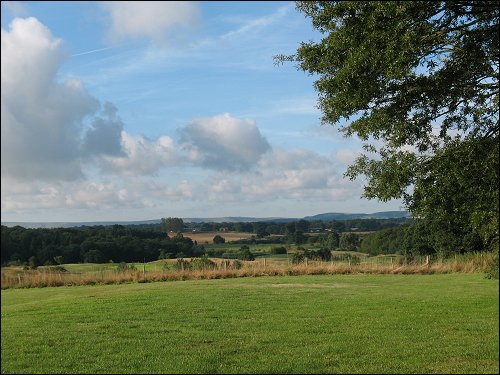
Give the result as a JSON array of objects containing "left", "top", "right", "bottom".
[{"left": 1, "top": 274, "right": 498, "bottom": 374}]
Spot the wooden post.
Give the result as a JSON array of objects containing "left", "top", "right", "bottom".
[
  {"left": 224, "top": 260, "right": 227, "bottom": 271},
  {"left": 305, "top": 257, "right": 308, "bottom": 267},
  {"left": 143, "top": 258, "right": 146, "bottom": 277},
  {"left": 264, "top": 257, "right": 266, "bottom": 268},
  {"left": 17, "top": 274, "right": 21, "bottom": 285}
]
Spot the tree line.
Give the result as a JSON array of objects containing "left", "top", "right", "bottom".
[{"left": 1, "top": 225, "right": 195, "bottom": 267}]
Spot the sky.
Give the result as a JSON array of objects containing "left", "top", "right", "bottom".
[{"left": 1, "top": 1, "right": 404, "bottom": 222}]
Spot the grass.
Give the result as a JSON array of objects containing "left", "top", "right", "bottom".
[
  {"left": 1, "top": 273, "right": 498, "bottom": 374},
  {"left": 1, "top": 251, "right": 497, "bottom": 289}
]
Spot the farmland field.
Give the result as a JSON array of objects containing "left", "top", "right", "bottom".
[
  {"left": 1, "top": 273, "right": 498, "bottom": 374},
  {"left": 180, "top": 231, "right": 256, "bottom": 243}
]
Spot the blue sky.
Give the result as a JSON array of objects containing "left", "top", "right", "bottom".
[{"left": 1, "top": 1, "right": 404, "bottom": 222}]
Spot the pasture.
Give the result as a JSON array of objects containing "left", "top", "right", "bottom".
[{"left": 1, "top": 273, "right": 498, "bottom": 374}]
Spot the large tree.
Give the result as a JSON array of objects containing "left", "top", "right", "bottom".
[{"left": 278, "top": 1, "right": 499, "bottom": 252}]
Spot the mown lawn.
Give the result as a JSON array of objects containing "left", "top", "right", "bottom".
[{"left": 1, "top": 274, "right": 498, "bottom": 374}]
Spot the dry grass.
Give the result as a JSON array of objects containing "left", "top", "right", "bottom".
[{"left": 1, "top": 252, "right": 496, "bottom": 289}]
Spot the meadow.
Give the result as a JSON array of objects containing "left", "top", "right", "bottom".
[{"left": 1, "top": 273, "right": 498, "bottom": 374}]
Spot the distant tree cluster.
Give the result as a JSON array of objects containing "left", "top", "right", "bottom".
[
  {"left": 1, "top": 225, "right": 194, "bottom": 266},
  {"left": 161, "top": 217, "right": 184, "bottom": 233}
]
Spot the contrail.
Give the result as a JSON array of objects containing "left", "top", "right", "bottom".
[{"left": 71, "top": 47, "right": 111, "bottom": 57}]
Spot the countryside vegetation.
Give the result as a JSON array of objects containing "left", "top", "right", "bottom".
[{"left": 2, "top": 1, "right": 499, "bottom": 374}]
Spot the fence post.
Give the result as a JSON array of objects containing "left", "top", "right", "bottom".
[{"left": 305, "top": 257, "right": 308, "bottom": 267}]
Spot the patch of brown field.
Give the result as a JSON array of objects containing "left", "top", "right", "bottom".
[{"left": 179, "top": 231, "right": 255, "bottom": 243}]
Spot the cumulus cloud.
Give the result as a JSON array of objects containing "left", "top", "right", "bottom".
[
  {"left": 102, "top": 132, "right": 179, "bottom": 176},
  {"left": 205, "top": 147, "right": 362, "bottom": 203},
  {"left": 100, "top": 1, "right": 200, "bottom": 45},
  {"left": 1, "top": 17, "right": 125, "bottom": 182},
  {"left": 83, "top": 102, "right": 125, "bottom": 157},
  {"left": 1, "top": 17, "right": 99, "bottom": 181},
  {"left": 179, "top": 113, "right": 271, "bottom": 171}
]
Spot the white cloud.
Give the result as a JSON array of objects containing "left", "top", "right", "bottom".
[
  {"left": 1, "top": 17, "right": 126, "bottom": 182},
  {"left": 100, "top": 1, "right": 200, "bottom": 45},
  {"left": 179, "top": 113, "right": 271, "bottom": 171},
  {"left": 204, "top": 147, "right": 363, "bottom": 203},
  {"left": 102, "top": 131, "right": 179, "bottom": 176},
  {"left": 1, "top": 17, "right": 99, "bottom": 181}
]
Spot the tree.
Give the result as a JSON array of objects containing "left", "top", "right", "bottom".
[
  {"left": 339, "top": 232, "right": 360, "bottom": 251},
  {"left": 278, "top": 1, "right": 499, "bottom": 251},
  {"left": 161, "top": 217, "right": 184, "bottom": 233},
  {"left": 213, "top": 235, "right": 226, "bottom": 244}
]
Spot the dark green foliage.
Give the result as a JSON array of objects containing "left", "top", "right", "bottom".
[
  {"left": 279, "top": 1, "right": 499, "bottom": 254},
  {"left": 1, "top": 225, "right": 193, "bottom": 265},
  {"left": 161, "top": 217, "right": 184, "bottom": 233},
  {"left": 270, "top": 246, "right": 287, "bottom": 255},
  {"left": 28, "top": 256, "right": 38, "bottom": 269},
  {"left": 361, "top": 227, "right": 408, "bottom": 256},
  {"left": 237, "top": 246, "right": 255, "bottom": 261},
  {"left": 213, "top": 235, "right": 225, "bottom": 244},
  {"left": 291, "top": 252, "right": 305, "bottom": 264},
  {"left": 339, "top": 233, "right": 360, "bottom": 251}
]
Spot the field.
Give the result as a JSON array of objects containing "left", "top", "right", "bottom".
[
  {"left": 1, "top": 273, "right": 498, "bottom": 374},
  {"left": 180, "top": 231, "right": 256, "bottom": 243}
]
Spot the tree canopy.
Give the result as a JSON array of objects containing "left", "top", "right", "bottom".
[{"left": 278, "top": 1, "right": 499, "bottom": 251}]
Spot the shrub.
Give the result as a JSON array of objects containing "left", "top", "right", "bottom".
[
  {"left": 271, "top": 246, "right": 287, "bottom": 255},
  {"left": 213, "top": 235, "right": 225, "bottom": 244},
  {"left": 291, "top": 252, "right": 305, "bottom": 264},
  {"left": 116, "top": 262, "right": 137, "bottom": 272},
  {"left": 237, "top": 247, "right": 255, "bottom": 261},
  {"left": 190, "top": 256, "right": 215, "bottom": 270}
]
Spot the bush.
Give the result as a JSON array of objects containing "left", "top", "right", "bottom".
[
  {"left": 190, "top": 256, "right": 215, "bottom": 270},
  {"left": 213, "top": 235, "right": 225, "bottom": 244},
  {"left": 116, "top": 262, "right": 137, "bottom": 272},
  {"left": 291, "top": 252, "right": 305, "bottom": 264},
  {"left": 271, "top": 246, "right": 287, "bottom": 255},
  {"left": 237, "top": 247, "right": 255, "bottom": 261}
]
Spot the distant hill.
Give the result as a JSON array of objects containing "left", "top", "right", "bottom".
[
  {"left": 2, "top": 211, "right": 410, "bottom": 228},
  {"left": 182, "top": 217, "right": 298, "bottom": 223},
  {"left": 1, "top": 220, "right": 161, "bottom": 229},
  {"left": 303, "top": 211, "right": 410, "bottom": 221}
]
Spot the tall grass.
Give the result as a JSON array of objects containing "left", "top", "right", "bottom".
[{"left": 1, "top": 252, "right": 496, "bottom": 289}]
